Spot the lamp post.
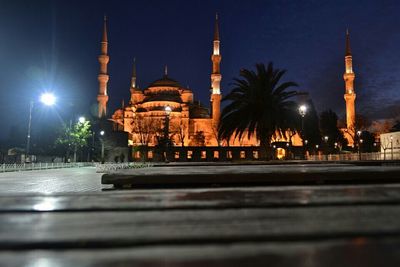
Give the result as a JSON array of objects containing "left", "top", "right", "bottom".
[
  {"left": 390, "top": 135, "right": 394, "bottom": 160},
  {"left": 323, "top": 136, "right": 329, "bottom": 160},
  {"left": 298, "top": 105, "right": 307, "bottom": 159},
  {"left": 100, "top": 130, "right": 105, "bottom": 163},
  {"left": 357, "top": 130, "right": 362, "bottom": 160},
  {"left": 163, "top": 106, "right": 172, "bottom": 162},
  {"left": 304, "top": 139, "right": 308, "bottom": 159},
  {"left": 26, "top": 93, "right": 56, "bottom": 161}
]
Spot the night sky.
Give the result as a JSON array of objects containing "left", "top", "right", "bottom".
[{"left": 1, "top": 0, "right": 400, "bottom": 140}]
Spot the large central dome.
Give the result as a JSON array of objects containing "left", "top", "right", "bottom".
[{"left": 148, "top": 75, "right": 182, "bottom": 88}]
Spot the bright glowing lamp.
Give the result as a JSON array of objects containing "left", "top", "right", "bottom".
[
  {"left": 78, "top": 116, "right": 86, "bottom": 123},
  {"left": 165, "top": 106, "right": 172, "bottom": 115},
  {"left": 298, "top": 105, "right": 307, "bottom": 117},
  {"left": 40, "top": 93, "right": 56, "bottom": 106}
]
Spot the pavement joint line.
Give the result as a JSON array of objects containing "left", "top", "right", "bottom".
[
  {"left": 2, "top": 231, "right": 400, "bottom": 251},
  {"left": 1, "top": 201, "right": 400, "bottom": 213}
]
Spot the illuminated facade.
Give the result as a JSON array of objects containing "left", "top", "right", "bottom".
[{"left": 98, "top": 16, "right": 301, "bottom": 148}]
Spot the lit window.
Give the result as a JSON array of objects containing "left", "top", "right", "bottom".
[
  {"left": 213, "top": 151, "right": 219, "bottom": 159},
  {"left": 253, "top": 151, "right": 259, "bottom": 159}
]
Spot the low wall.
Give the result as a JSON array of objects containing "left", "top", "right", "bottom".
[{"left": 132, "top": 146, "right": 263, "bottom": 162}]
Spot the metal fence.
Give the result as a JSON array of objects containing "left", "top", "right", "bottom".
[
  {"left": 307, "top": 152, "right": 400, "bottom": 161},
  {"left": 0, "top": 162, "right": 94, "bottom": 173},
  {"left": 95, "top": 162, "right": 154, "bottom": 173}
]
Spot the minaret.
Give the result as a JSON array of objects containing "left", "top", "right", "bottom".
[
  {"left": 131, "top": 58, "right": 137, "bottom": 88},
  {"left": 130, "top": 58, "right": 144, "bottom": 105},
  {"left": 343, "top": 29, "right": 356, "bottom": 134},
  {"left": 97, "top": 16, "right": 110, "bottom": 118},
  {"left": 211, "top": 13, "right": 222, "bottom": 128}
]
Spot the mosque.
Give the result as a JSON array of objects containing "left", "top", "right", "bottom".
[{"left": 95, "top": 15, "right": 356, "bottom": 151}]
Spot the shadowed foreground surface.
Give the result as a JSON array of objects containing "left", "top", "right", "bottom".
[{"left": 0, "top": 166, "right": 400, "bottom": 266}]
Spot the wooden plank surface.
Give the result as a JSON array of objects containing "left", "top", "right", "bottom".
[
  {"left": 1, "top": 238, "right": 400, "bottom": 267},
  {"left": 1, "top": 184, "right": 400, "bottom": 211},
  {"left": 102, "top": 165, "right": 400, "bottom": 186},
  {"left": 1, "top": 205, "right": 400, "bottom": 249},
  {"left": 1, "top": 166, "right": 400, "bottom": 266}
]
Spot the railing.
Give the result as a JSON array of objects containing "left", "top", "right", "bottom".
[
  {"left": 0, "top": 162, "right": 94, "bottom": 173},
  {"left": 307, "top": 152, "right": 400, "bottom": 161},
  {"left": 95, "top": 162, "right": 154, "bottom": 173}
]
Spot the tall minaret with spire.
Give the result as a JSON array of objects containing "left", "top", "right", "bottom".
[
  {"left": 130, "top": 58, "right": 144, "bottom": 105},
  {"left": 131, "top": 58, "right": 137, "bottom": 88},
  {"left": 211, "top": 13, "right": 222, "bottom": 128},
  {"left": 343, "top": 29, "right": 356, "bottom": 136},
  {"left": 97, "top": 16, "right": 110, "bottom": 118}
]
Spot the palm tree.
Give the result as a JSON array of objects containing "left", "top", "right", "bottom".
[{"left": 218, "top": 62, "right": 299, "bottom": 159}]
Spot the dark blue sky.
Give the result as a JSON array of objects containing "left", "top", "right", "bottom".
[{"left": 1, "top": 0, "right": 400, "bottom": 139}]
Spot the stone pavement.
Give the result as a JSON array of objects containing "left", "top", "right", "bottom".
[
  {"left": 0, "top": 167, "right": 111, "bottom": 194},
  {"left": 1, "top": 166, "right": 400, "bottom": 266}
]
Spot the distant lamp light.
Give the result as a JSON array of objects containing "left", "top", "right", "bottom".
[
  {"left": 324, "top": 136, "right": 329, "bottom": 142},
  {"left": 165, "top": 105, "right": 172, "bottom": 116},
  {"left": 305, "top": 140, "right": 308, "bottom": 145},
  {"left": 316, "top": 145, "right": 319, "bottom": 149},
  {"left": 298, "top": 105, "right": 307, "bottom": 117},
  {"left": 40, "top": 93, "right": 56, "bottom": 106},
  {"left": 357, "top": 131, "right": 362, "bottom": 137},
  {"left": 360, "top": 139, "right": 364, "bottom": 143},
  {"left": 78, "top": 116, "right": 86, "bottom": 123},
  {"left": 100, "top": 130, "right": 105, "bottom": 136},
  {"left": 373, "top": 142, "right": 377, "bottom": 147},
  {"left": 286, "top": 142, "right": 290, "bottom": 147},
  {"left": 273, "top": 145, "right": 276, "bottom": 149}
]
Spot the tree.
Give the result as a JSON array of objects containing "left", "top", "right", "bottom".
[
  {"left": 391, "top": 120, "right": 400, "bottom": 132},
  {"left": 56, "top": 120, "right": 92, "bottom": 162},
  {"left": 218, "top": 62, "right": 299, "bottom": 159},
  {"left": 170, "top": 119, "right": 188, "bottom": 146},
  {"left": 359, "top": 131, "right": 376, "bottom": 152},
  {"left": 344, "top": 114, "right": 371, "bottom": 146},
  {"left": 319, "top": 110, "right": 347, "bottom": 152},
  {"left": 131, "top": 116, "right": 162, "bottom": 146},
  {"left": 190, "top": 131, "right": 206, "bottom": 146}
]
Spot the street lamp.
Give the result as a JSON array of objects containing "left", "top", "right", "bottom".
[
  {"left": 298, "top": 105, "right": 307, "bottom": 159},
  {"left": 40, "top": 93, "right": 56, "bottom": 106},
  {"left": 100, "top": 130, "right": 105, "bottom": 163},
  {"left": 323, "top": 136, "right": 329, "bottom": 160},
  {"left": 390, "top": 135, "right": 394, "bottom": 160},
  {"left": 78, "top": 116, "right": 86, "bottom": 124},
  {"left": 163, "top": 106, "right": 172, "bottom": 162},
  {"left": 26, "top": 93, "right": 56, "bottom": 159},
  {"left": 357, "top": 130, "right": 362, "bottom": 160}
]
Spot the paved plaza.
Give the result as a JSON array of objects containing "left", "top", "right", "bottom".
[
  {"left": 0, "top": 165, "right": 400, "bottom": 266},
  {"left": 0, "top": 167, "right": 110, "bottom": 194}
]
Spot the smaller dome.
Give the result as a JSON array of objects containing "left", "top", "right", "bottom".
[
  {"left": 148, "top": 75, "right": 182, "bottom": 88},
  {"left": 190, "top": 101, "right": 210, "bottom": 118}
]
